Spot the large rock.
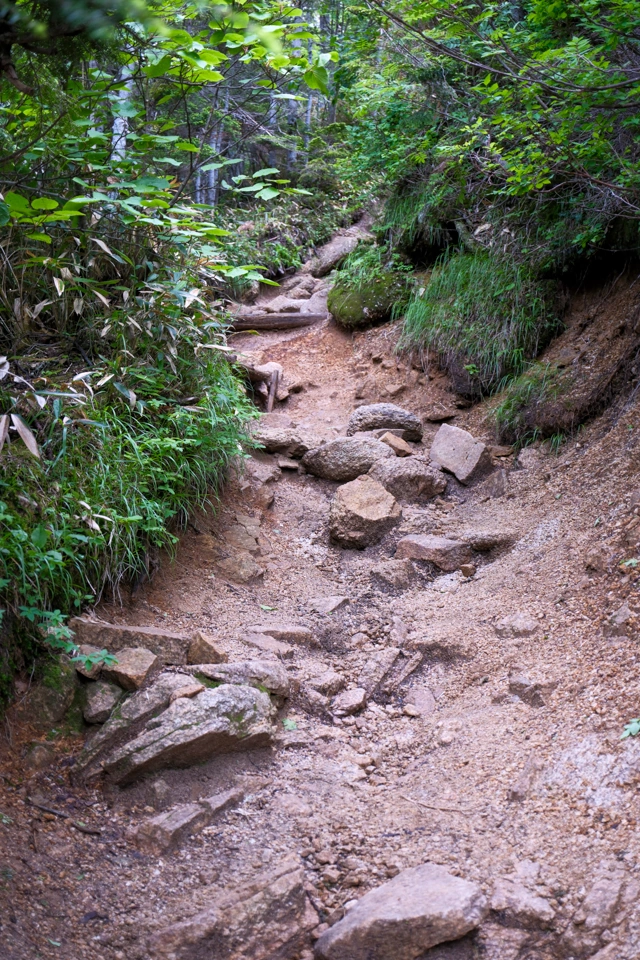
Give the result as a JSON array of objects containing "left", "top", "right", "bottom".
[
  {"left": 314, "top": 863, "right": 488, "bottom": 960},
  {"left": 329, "top": 475, "right": 402, "bottom": 548},
  {"left": 83, "top": 680, "right": 123, "bottom": 724},
  {"left": 309, "top": 234, "right": 360, "bottom": 277},
  {"left": 251, "top": 424, "right": 318, "bottom": 459},
  {"left": 430, "top": 423, "right": 492, "bottom": 485},
  {"left": 368, "top": 457, "right": 447, "bottom": 501},
  {"left": 302, "top": 436, "right": 394, "bottom": 482},
  {"left": 69, "top": 618, "right": 189, "bottom": 665},
  {"left": 396, "top": 535, "right": 473, "bottom": 572},
  {"left": 102, "top": 647, "right": 159, "bottom": 691},
  {"left": 74, "top": 673, "right": 212, "bottom": 781},
  {"left": 102, "top": 684, "right": 275, "bottom": 784},
  {"left": 148, "top": 857, "right": 317, "bottom": 959},
  {"left": 347, "top": 403, "right": 423, "bottom": 442}
]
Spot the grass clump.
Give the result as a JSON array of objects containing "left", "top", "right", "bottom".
[
  {"left": 400, "top": 250, "right": 560, "bottom": 396},
  {"left": 328, "top": 243, "right": 413, "bottom": 330},
  {"left": 490, "top": 362, "right": 562, "bottom": 445}
]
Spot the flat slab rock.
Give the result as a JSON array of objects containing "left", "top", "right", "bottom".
[
  {"left": 368, "top": 456, "right": 447, "bottom": 502},
  {"left": 347, "top": 403, "right": 423, "bottom": 442},
  {"left": 430, "top": 423, "right": 492, "bottom": 485},
  {"left": 69, "top": 618, "right": 190, "bottom": 665},
  {"left": 330, "top": 475, "right": 401, "bottom": 548},
  {"left": 314, "top": 862, "right": 488, "bottom": 960},
  {"left": 130, "top": 787, "right": 244, "bottom": 854},
  {"left": 302, "top": 436, "right": 394, "bottom": 482},
  {"left": 396, "top": 535, "right": 473, "bottom": 572},
  {"left": 192, "top": 659, "right": 290, "bottom": 699},
  {"left": 148, "top": 856, "right": 317, "bottom": 960}
]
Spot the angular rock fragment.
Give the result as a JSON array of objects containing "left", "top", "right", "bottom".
[
  {"left": 187, "top": 632, "right": 228, "bottom": 665},
  {"left": 131, "top": 787, "right": 244, "bottom": 855},
  {"left": 193, "top": 660, "right": 290, "bottom": 699},
  {"left": 358, "top": 648, "right": 400, "bottom": 696},
  {"left": 330, "top": 475, "right": 401, "bottom": 548},
  {"left": 508, "top": 675, "right": 557, "bottom": 708},
  {"left": 251, "top": 424, "right": 318, "bottom": 459},
  {"left": 302, "top": 436, "right": 394, "bottom": 482},
  {"left": 332, "top": 687, "right": 367, "bottom": 715},
  {"left": 494, "top": 613, "right": 539, "bottom": 639},
  {"left": 69, "top": 618, "right": 189, "bottom": 665},
  {"left": 102, "top": 647, "right": 159, "bottom": 691},
  {"left": 368, "top": 457, "right": 447, "bottom": 502},
  {"left": 347, "top": 403, "right": 423, "bottom": 442},
  {"left": 148, "top": 856, "right": 317, "bottom": 959},
  {"left": 379, "top": 431, "right": 413, "bottom": 457},
  {"left": 460, "top": 529, "right": 517, "bottom": 552},
  {"left": 102, "top": 684, "right": 275, "bottom": 784},
  {"left": 312, "top": 596, "right": 349, "bottom": 614},
  {"left": 370, "top": 557, "right": 417, "bottom": 590},
  {"left": 396, "top": 535, "right": 473, "bottom": 572},
  {"left": 603, "top": 602, "right": 632, "bottom": 638},
  {"left": 430, "top": 423, "right": 492, "bottom": 484},
  {"left": 243, "top": 632, "right": 294, "bottom": 660},
  {"left": 216, "top": 553, "right": 264, "bottom": 583},
  {"left": 83, "top": 680, "right": 123, "bottom": 724},
  {"left": 169, "top": 682, "right": 205, "bottom": 703},
  {"left": 314, "top": 862, "right": 488, "bottom": 960},
  {"left": 246, "top": 623, "right": 314, "bottom": 645},
  {"left": 308, "top": 669, "right": 345, "bottom": 696},
  {"left": 490, "top": 878, "right": 555, "bottom": 927}
]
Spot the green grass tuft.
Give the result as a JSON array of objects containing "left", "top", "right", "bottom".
[{"left": 400, "top": 250, "right": 560, "bottom": 396}]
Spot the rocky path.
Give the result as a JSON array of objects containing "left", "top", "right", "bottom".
[{"left": 3, "top": 238, "right": 640, "bottom": 960}]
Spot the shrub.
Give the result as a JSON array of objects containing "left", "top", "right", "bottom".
[{"left": 400, "top": 250, "right": 560, "bottom": 396}]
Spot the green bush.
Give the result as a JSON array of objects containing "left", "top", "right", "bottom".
[
  {"left": 328, "top": 243, "right": 413, "bottom": 330},
  {"left": 400, "top": 251, "right": 560, "bottom": 396}
]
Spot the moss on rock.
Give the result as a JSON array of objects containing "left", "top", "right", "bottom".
[{"left": 328, "top": 271, "right": 409, "bottom": 330}]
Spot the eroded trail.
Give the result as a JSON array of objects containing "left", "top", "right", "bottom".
[{"left": 3, "top": 244, "right": 640, "bottom": 960}]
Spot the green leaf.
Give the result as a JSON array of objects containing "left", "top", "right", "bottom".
[
  {"left": 31, "top": 197, "right": 59, "bottom": 210},
  {"left": 252, "top": 167, "right": 279, "bottom": 178},
  {"left": 0, "top": 202, "right": 10, "bottom": 226},
  {"left": 26, "top": 233, "right": 52, "bottom": 244}
]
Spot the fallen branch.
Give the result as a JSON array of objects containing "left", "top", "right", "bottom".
[{"left": 230, "top": 312, "right": 325, "bottom": 331}]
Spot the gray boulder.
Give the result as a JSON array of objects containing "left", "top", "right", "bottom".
[
  {"left": 251, "top": 424, "right": 318, "bottom": 459},
  {"left": 347, "top": 403, "right": 423, "bottom": 442},
  {"left": 430, "top": 423, "right": 492, "bottom": 485},
  {"left": 302, "top": 436, "right": 394, "bottom": 482},
  {"left": 193, "top": 659, "right": 290, "bottom": 700},
  {"left": 329, "top": 475, "right": 401, "bottom": 548},
  {"left": 83, "top": 680, "right": 123, "bottom": 724},
  {"left": 309, "top": 235, "right": 360, "bottom": 277},
  {"left": 314, "top": 863, "right": 488, "bottom": 960},
  {"left": 102, "top": 684, "right": 275, "bottom": 784},
  {"left": 368, "top": 456, "right": 446, "bottom": 501}
]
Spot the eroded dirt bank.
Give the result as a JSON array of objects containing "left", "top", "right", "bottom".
[{"left": 3, "top": 254, "right": 640, "bottom": 960}]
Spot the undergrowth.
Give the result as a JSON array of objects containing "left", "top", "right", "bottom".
[
  {"left": 327, "top": 242, "right": 413, "bottom": 329},
  {"left": 490, "top": 362, "right": 562, "bottom": 444},
  {"left": 400, "top": 250, "right": 560, "bottom": 396}
]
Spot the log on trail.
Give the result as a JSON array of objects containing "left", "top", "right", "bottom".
[{"left": 229, "top": 312, "right": 326, "bottom": 331}]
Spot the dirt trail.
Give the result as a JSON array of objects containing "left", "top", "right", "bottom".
[{"left": 4, "top": 248, "right": 640, "bottom": 960}]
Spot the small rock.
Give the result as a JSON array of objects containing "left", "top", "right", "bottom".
[
  {"left": 247, "top": 623, "right": 314, "bottom": 645},
  {"left": 490, "top": 878, "right": 555, "bottom": 927},
  {"left": 252, "top": 425, "right": 316, "bottom": 458},
  {"left": 507, "top": 756, "right": 543, "bottom": 802},
  {"left": 69, "top": 619, "right": 189, "bottom": 665},
  {"left": 24, "top": 742, "right": 55, "bottom": 772},
  {"left": 430, "top": 423, "right": 492, "bottom": 485},
  {"left": 333, "top": 687, "right": 367, "bottom": 716},
  {"left": 187, "top": 632, "right": 228, "bottom": 665},
  {"left": 508, "top": 675, "right": 557, "bottom": 708},
  {"left": 131, "top": 787, "right": 244, "bottom": 854},
  {"left": 278, "top": 457, "right": 300, "bottom": 470},
  {"left": 308, "top": 670, "right": 345, "bottom": 696},
  {"left": 102, "top": 647, "right": 160, "bottom": 691},
  {"left": 302, "top": 437, "right": 394, "bottom": 482},
  {"left": 603, "top": 603, "right": 632, "bottom": 638},
  {"left": 403, "top": 704, "right": 420, "bottom": 718},
  {"left": 217, "top": 552, "right": 265, "bottom": 584},
  {"left": 74, "top": 644, "right": 104, "bottom": 679},
  {"left": 243, "top": 632, "right": 294, "bottom": 660},
  {"left": 312, "top": 596, "right": 350, "bottom": 615},
  {"left": 460, "top": 564, "right": 476, "bottom": 578},
  {"left": 83, "top": 680, "right": 123, "bottom": 724},
  {"left": 359, "top": 648, "right": 400, "bottom": 696},
  {"left": 480, "top": 469, "right": 508, "bottom": 499},
  {"left": 462, "top": 530, "right": 516, "bottom": 552},
  {"left": 379, "top": 432, "right": 413, "bottom": 457},
  {"left": 368, "top": 457, "right": 447, "bottom": 502},
  {"left": 395, "top": 535, "right": 473, "bottom": 572},
  {"left": 585, "top": 543, "right": 616, "bottom": 574},
  {"left": 494, "top": 613, "right": 539, "bottom": 639},
  {"left": 329, "top": 476, "right": 402, "bottom": 549},
  {"left": 425, "top": 405, "right": 457, "bottom": 423},
  {"left": 582, "top": 867, "right": 626, "bottom": 933},
  {"left": 314, "top": 863, "right": 488, "bottom": 960},
  {"left": 406, "top": 686, "right": 437, "bottom": 717},
  {"left": 346, "top": 403, "right": 423, "bottom": 442},
  {"left": 370, "top": 558, "right": 416, "bottom": 590},
  {"left": 169, "top": 683, "right": 205, "bottom": 703}
]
